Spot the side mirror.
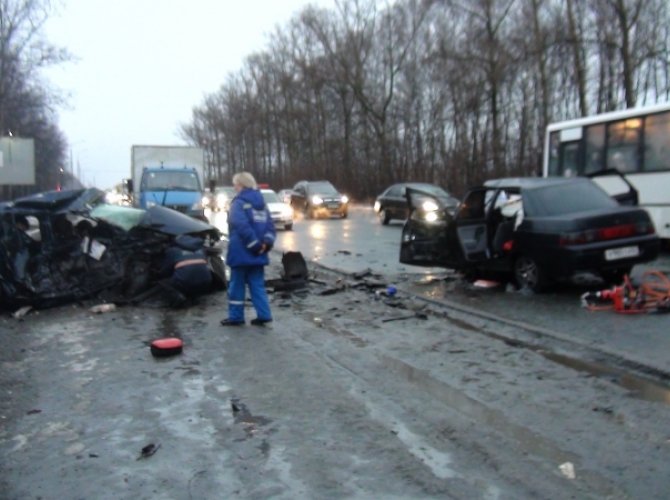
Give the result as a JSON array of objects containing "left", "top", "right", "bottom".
[{"left": 123, "top": 178, "right": 133, "bottom": 194}]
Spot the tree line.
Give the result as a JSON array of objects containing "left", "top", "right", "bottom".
[
  {"left": 182, "top": 0, "right": 670, "bottom": 199},
  {"left": 0, "top": 0, "right": 69, "bottom": 202}
]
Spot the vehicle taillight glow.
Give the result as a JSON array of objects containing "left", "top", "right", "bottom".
[{"left": 559, "top": 222, "right": 655, "bottom": 246}]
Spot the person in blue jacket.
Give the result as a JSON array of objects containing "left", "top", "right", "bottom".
[
  {"left": 220, "top": 172, "right": 276, "bottom": 326},
  {"left": 158, "top": 234, "right": 212, "bottom": 307}
]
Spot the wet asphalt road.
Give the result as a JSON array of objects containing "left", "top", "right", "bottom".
[{"left": 209, "top": 205, "right": 670, "bottom": 375}]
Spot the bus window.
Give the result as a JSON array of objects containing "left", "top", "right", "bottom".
[
  {"left": 606, "top": 119, "right": 642, "bottom": 173},
  {"left": 560, "top": 141, "right": 580, "bottom": 177},
  {"left": 644, "top": 112, "right": 670, "bottom": 172},
  {"left": 584, "top": 124, "right": 605, "bottom": 174},
  {"left": 547, "top": 131, "right": 560, "bottom": 175}
]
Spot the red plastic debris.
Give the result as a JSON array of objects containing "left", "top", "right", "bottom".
[{"left": 150, "top": 337, "right": 183, "bottom": 357}]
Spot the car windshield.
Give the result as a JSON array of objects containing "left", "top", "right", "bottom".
[
  {"left": 307, "top": 182, "right": 338, "bottom": 195},
  {"left": 142, "top": 171, "right": 200, "bottom": 192},
  {"left": 524, "top": 181, "right": 618, "bottom": 216},
  {"left": 407, "top": 183, "right": 458, "bottom": 205},
  {"left": 262, "top": 191, "right": 281, "bottom": 203},
  {"left": 407, "top": 183, "right": 446, "bottom": 196}
]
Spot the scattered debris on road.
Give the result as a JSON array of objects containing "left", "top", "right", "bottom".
[
  {"left": 89, "top": 303, "right": 116, "bottom": 314},
  {"left": 137, "top": 443, "right": 161, "bottom": 460},
  {"left": 559, "top": 462, "right": 576, "bottom": 480},
  {"left": 266, "top": 251, "right": 309, "bottom": 292},
  {"left": 382, "top": 312, "right": 429, "bottom": 322},
  {"left": 12, "top": 305, "right": 32, "bottom": 319},
  {"left": 150, "top": 337, "right": 184, "bottom": 357},
  {"left": 581, "top": 271, "right": 670, "bottom": 314}
]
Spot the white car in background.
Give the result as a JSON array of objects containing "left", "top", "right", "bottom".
[{"left": 261, "top": 189, "right": 294, "bottom": 230}]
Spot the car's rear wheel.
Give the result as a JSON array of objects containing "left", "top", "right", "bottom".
[
  {"left": 514, "top": 255, "right": 547, "bottom": 292},
  {"left": 284, "top": 223, "right": 293, "bottom": 231},
  {"left": 378, "top": 208, "right": 390, "bottom": 225}
]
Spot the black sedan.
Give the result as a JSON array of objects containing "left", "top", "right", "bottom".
[
  {"left": 290, "top": 180, "right": 349, "bottom": 219},
  {"left": 399, "top": 177, "right": 660, "bottom": 291},
  {"left": 374, "top": 182, "right": 458, "bottom": 225}
]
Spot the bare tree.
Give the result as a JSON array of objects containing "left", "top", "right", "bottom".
[
  {"left": 181, "top": 0, "right": 670, "bottom": 200},
  {"left": 0, "top": 0, "right": 70, "bottom": 200}
]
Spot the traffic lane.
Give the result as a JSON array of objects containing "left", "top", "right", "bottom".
[
  {"left": 269, "top": 205, "right": 670, "bottom": 375},
  {"left": 273, "top": 205, "right": 445, "bottom": 276},
  {"left": 3, "top": 268, "right": 670, "bottom": 498}
]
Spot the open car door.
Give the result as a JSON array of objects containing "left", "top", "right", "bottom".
[
  {"left": 453, "top": 187, "right": 492, "bottom": 262},
  {"left": 399, "top": 187, "right": 455, "bottom": 267},
  {"left": 587, "top": 168, "right": 639, "bottom": 206}
]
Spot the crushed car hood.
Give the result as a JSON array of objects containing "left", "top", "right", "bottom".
[{"left": 1, "top": 189, "right": 222, "bottom": 310}]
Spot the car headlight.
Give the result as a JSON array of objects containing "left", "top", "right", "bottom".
[
  {"left": 424, "top": 211, "right": 439, "bottom": 222},
  {"left": 312, "top": 195, "right": 324, "bottom": 205},
  {"left": 146, "top": 201, "right": 157, "bottom": 208},
  {"left": 282, "top": 205, "right": 293, "bottom": 217},
  {"left": 422, "top": 200, "right": 439, "bottom": 212},
  {"left": 341, "top": 195, "right": 349, "bottom": 204},
  {"left": 202, "top": 196, "right": 210, "bottom": 206},
  {"left": 373, "top": 201, "right": 380, "bottom": 212},
  {"left": 217, "top": 194, "right": 227, "bottom": 205}
]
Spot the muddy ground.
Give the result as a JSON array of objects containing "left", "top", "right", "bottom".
[{"left": 1, "top": 259, "right": 670, "bottom": 499}]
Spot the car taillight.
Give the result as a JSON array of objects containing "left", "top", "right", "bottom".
[{"left": 559, "top": 222, "right": 655, "bottom": 246}]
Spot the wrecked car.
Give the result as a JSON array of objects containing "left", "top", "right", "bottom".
[
  {"left": 0, "top": 188, "right": 226, "bottom": 310},
  {"left": 399, "top": 177, "right": 661, "bottom": 292}
]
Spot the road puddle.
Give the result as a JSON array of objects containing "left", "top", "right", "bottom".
[{"left": 539, "top": 351, "right": 670, "bottom": 405}]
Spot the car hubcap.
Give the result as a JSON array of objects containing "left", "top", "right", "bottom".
[{"left": 517, "top": 257, "right": 538, "bottom": 288}]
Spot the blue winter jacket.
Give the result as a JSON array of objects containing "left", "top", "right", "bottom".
[
  {"left": 160, "top": 235, "right": 212, "bottom": 295},
  {"left": 226, "top": 188, "right": 276, "bottom": 268}
]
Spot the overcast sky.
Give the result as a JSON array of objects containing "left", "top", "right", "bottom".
[{"left": 44, "top": 0, "right": 335, "bottom": 189}]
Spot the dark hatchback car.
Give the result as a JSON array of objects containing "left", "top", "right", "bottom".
[
  {"left": 374, "top": 182, "right": 459, "bottom": 225},
  {"left": 290, "top": 180, "right": 349, "bottom": 219},
  {"left": 399, "top": 177, "right": 660, "bottom": 291}
]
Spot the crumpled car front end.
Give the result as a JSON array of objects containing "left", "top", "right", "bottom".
[{"left": 0, "top": 188, "right": 225, "bottom": 310}]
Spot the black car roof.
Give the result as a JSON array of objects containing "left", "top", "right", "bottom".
[{"left": 483, "top": 177, "right": 589, "bottom": 190}]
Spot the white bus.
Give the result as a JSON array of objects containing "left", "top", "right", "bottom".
[{"left": 543, "top": 101, "right": 670, "bottom": 241}]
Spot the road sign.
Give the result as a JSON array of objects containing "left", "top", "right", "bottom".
[{"left": 0, "top": 137, "right": 35, "bottom": 185}]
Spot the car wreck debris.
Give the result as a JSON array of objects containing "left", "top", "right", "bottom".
[
  {"left": 89, "top": 303, "right": 116, "bottom": 314},
  {"left": 266, "top": 251, "right": 310, "bottom": 292},
  {"left": 0, "top": 188, "right": 225, "bottom": 310},
  {"left": 12, "top": 305, "right": 32, "bottom": 319},
  {"left": 382, "top": 312, "right": 428, "bottom": 322},
  {"left": 581, "top": 271, "right": 670, "bottom": 314},
  {"left": 137, "top": 443, "right": 161, "bottom": 460},
  {"left": 559, "top": 462, "right": 576, "bottom": 480},
  {"left": 150, "top": 337, "right": 184, "bottom": 357}
]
